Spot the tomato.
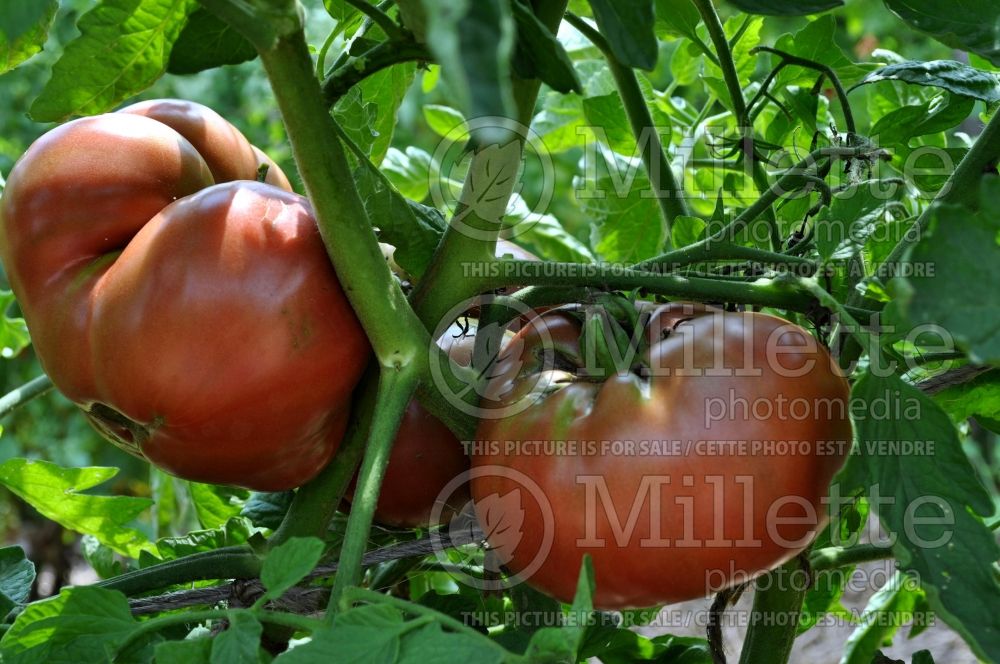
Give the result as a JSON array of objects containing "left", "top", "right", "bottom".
[
  {"left": 471, "top": 303, "right": 851, "bottom": 608},
  {"left": 0, "top": 99, "right": 370, "bottom": 491},
  {"left": 348, "top": 325, "right": 477, "bottom": 528}
]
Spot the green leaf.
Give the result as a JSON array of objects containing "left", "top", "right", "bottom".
[
  {"left": 912, "top": 649, "right": 936, "bottom": 664},
  {"left": 276, "top": 605, "right": 405, "bottom": 663},
  {"left": 259, "top": 537, "right": 324, "bottom": 603},
  {"left": 241, "top": 491, "right": 295, "bottom": 530},
  {"left": 397, "top": 622, "right": 506, "bottom": 663},
  {"left": 531, "top": 90, "right": 587, "bottom": 153},
  {"left": 582, "top": 154, "right": 667, "bottom": 262},
  {"left": 382, "top": 147, "right": 436, "bottom": 202},
  {"left": 353, "top": 162, "right": 444, "bottom": 280},
  {"left": 510, "top": 0, "right": 581, "bottom": 94},
  {"left": 0, "top": 547, "right": 34, "bottom": 618},
  {"left": 0, "top": 459, "right": 153, "bottom": 558},
  {"left": 336, "top": 57, "right": 417, "bottom": 166},
  {"left": 147, "top": 516, "right": 253, "bottom": 563},
  {"left": 814, "top": 182, "right": 896, "bottom": 262},
  {"left": 30, "top": 0, "right": 195, "bottom": 122},
  {"left": 423, "top": 104, "right": 467, "bottom": 138},
  {"left": 421, "top": 0, "right": 516, "bottom": 123},
  {"left": 167, "top": 7, "right": 257, "bottom": 74},
  {"left": 0, "top": 290, "right": 30, "bottom": 359},
  {"left": 0, "top": 1, "right": 57, "bottom": 75},
  {"left": 723, "top": 0, "right": 843, "bottom": 15},
  {"left": 773, "top": 16, "right": 873, "bottom": 90},
  {"left": 654, "top": 0, "right": 701, "bottom": 42},
  {"left": 586, "top": 0, "right": 657, "bottom": 70},
  {"left": 854, "top": 60, "right": 1000, "bottom": 104},
  {"left": 211, "top": 612, "right": 262, "bottom": 664},
  {"left": 0, "top": 586, "right": 137, "bottom": 664},
  {"left": 671, "top": 215, "right": 706, "bottom": 249},
  {"left": 883, "top": 0, "right": 1000, "bottom": 67},
  {"left": 843, "top": 371, "right": 1000, "bottom": 661},
  {"left": 869, "top": 93, "right": 974, "bottom": 149},
  {"left": 154, "top": 637, "right": 212, "bottom": 664},
  {"left": 903, "top": 180, "right": 1000, "bottom": 365},
  {"left": 188, "top": 482, "right": 249, "bottom": 530},
  {"left": 582, "top": 93, "right": 636, "bottom": 154},
  {"left": 840, "top": 570, "right": 921, "bottom": 664},
  {"left": 508, "top": 213, "right": 595, "bottom": 263},
  {"left": 933, "top": 371, "right": 1000, "bottom": 423}
]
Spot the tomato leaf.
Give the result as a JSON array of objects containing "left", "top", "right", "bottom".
[
  {"left": 654, "top": 0, "right": 702, "bottom": 42},
  {"left": 154, "top": 638, "right": 212, "bottom": 664},
  {"left": 0, "top": 459, "right": 153, "bottom": 558},
  {"left": 854, "top": 60, "right": 1000, "bottom": 104},
  {"left": 0, "top": 547, "right": 34, "bottom": 619},
  {"left": 586, "top": 0, "right": 657, "bottom": 70},
  {"left": 510, "top": 0, "right": 581, "bottom": 94},
  {"left": 583, "top": 153, "right": 667, "bottom": 263},
  {"left": 0, "top": 290, "right": 30, "bottom": 359},
  {"left": 903, "top": 179, "right": 1000, "bottom": 365},
  {"left": 723, "top": 0, "right": 843, "bottom": 15},
  {"left": 0, "top": 586, "right": 137, "bottom": 664},
  {"left": 883, "top": 0, "right": 1000, "bottom": 67},
  {"left": 30, "top": 0, "right": 195, "bottom": 122},
  {"left": 421, "top": 0, "right": 516, "bottom": 123},
  {"left": 840, "top": 571, "right": 923, "bottom": 664},
  {"left": 166, "top": 7, "right": 257, "bottom": 74},
  {"left": 842, "top": 371, "right": 1000, "bottom": 661},
  {"left": 0, "top": 0, "right": 57, "bottom": 75},
  {"left": 187, "top": 482, "right": 249, "bottom": 530},
  {"left": 211, "top": 612, "right": 262, "bottom": 664},
  {"left": 259, "top": 537, "right": 324, "bottom": 603}
]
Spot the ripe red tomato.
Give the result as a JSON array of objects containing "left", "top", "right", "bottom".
[
  {"left": 349, "top": 325, "right": 477, "bottom": 528},
  {"left": 471, "top": 303, "right": 851, "bottom": 608},
  {"left": 0, "top": 99, "right": 370, "bottom": 491}
]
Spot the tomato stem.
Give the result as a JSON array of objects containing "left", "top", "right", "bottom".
[
  {"left": 327, "top": 367, "right": 420, "bottom": 616},
  {"left": 564, "top": 12, "right": 690, "bottom": 232},
  {"left": 268, "top": 364, "right": 378, "bottom": 546},
  {"left": 0, "top": 374, "right": 53, "bottom": 420},
  {"left": 409, "top": 0, "right": 569, "bottom": 332},
  {"left": 738, "top": 558, "right": 809, "bottom": 664},
  {"left": 97, "top": 545, "right": 261, "bottom": 596}
]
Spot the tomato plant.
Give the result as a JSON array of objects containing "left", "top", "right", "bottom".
[{"left": 0, "top": 1, "right": 997, "bottom": 663}]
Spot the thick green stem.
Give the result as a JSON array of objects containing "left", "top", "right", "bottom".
[
  {"left": 0, "top": 375, "right": 53, "bottom": 419},
  {"left": 269, "top": 365, "right": 379, "bottom": 546},
  {"left": 328, "top": 368, "right": 419, "bottom": 615},
  {"left": 257, "top": 23, "right": 425, "bottom": 368},
  {"left": 738, "top": 559, "right": 808, "bottom": 664},
  {"left": 692, "top": 0, "right": 745, "bottom": 121},
  {"left": 410, "top": 0, "right": 569, "bottom": 331},
  {"left": 564, "top": 13, "right": 689, "bottom": 231},
  {"left": 97, "top": 546, "right": 260, "bottom": 596},
  {"left": 481, "top": 260, "right": 817, "bottom": 310},
  {"left": 115, "top": 608, "right": 323, "bottom": 658}
]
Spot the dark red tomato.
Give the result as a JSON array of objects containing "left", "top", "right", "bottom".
[
  {"left": 0, "top": 99, "right": 370, "bottom": 491},
  {"left": 471, "top": 303, "right": 851, "bottom": 608}
]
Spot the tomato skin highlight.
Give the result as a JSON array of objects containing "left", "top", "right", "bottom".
[
  {"left": 471, "top": 303, "right": 852, "bottom": 609},
  {"left": 0, "top": 100, "right": 369, "bottom": 491}
]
